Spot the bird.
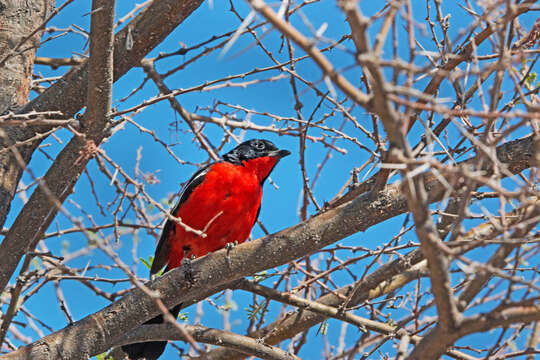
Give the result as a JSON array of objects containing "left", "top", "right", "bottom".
[{"left": 122, "top": 139, "right": 291, "bottom": 359}]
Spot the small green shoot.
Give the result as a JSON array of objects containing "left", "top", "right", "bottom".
[
  {"left": 245, "top": 300, "right": 268, "bottom": 321},
  {"left": 140, "top": 256, "right": 164, "bottom": 276}
]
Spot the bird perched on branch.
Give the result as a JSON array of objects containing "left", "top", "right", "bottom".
[{"left": 122, "top": 139, "right": 290, "bottom": 359}]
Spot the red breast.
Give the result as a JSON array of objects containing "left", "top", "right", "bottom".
[{"left": 166, "top": 160, "right": 274, "bottom": 268}]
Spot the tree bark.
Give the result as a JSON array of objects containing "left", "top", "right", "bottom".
[
  {"left": 2, "top": 135, "right": 534, "bottom": 360},
  {"left": 0, "top": 0, "right": 205, "bottom": 293},
  {"left": 0, "top": 0, "right": 55, "bottom": 227},
  {"left": 0, "top": 0, "right": 205, "bottom": 231}
]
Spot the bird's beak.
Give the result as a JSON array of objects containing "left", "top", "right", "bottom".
[{"left": 269, "top": 149, "right": 291, "bottom": 158}]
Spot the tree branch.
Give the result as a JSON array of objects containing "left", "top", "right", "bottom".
[
  {"left": 247, "top": 0, "right": 371, "bottom": 108},
  {"left": 116, "top": 323, "right": 301, "bottom": 360},
  {"left": 0, "top": 0, "right": 115, "bottom": 343},
  {"left": 0, "top": 0, "right": 205, "bottom": 231},
  {"left": 407, "top": 199, "right": 540, "bottom": 359},
  {"left": 233, "top": 278, "right": 483, "bottom": 360},
  {"left": 0, "top": 0, "right": 205, "bottom": 295},
  {"left": 406, "top": 300, "right": 540, "bottom": 360},
  {"left": 0, "top": 0, "right": 55, "bottom": 228},
  {"left": 202, "top": 136, "right": 537, "bottom": 360},
  {"left": 397, "top": 148, "right": 461, "bottom": 332},
  {"left": 326, "top": 0, "right": 537, "bottom": 209},
  {"left": 0, "top": 134, "right": 532, "bottom": 359}
]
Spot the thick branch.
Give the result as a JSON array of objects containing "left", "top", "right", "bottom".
[
  {"left": 0, "top": 0, "right": 205, "bottom": 295},
  {"left": 0, "top": 0, "right": 205, "bottom": 231},
  {"left": 0, "top": 0, "right": 115, "bottom": 341},
  {"left": 84, "top": 0, "right": 115, "bottom": 136},
  {"left": 338, "top": 0, "right": 403, "bottom": 147},
  {"left": 117, "top": 323, "right": 301, "bottom": 360},
  {"left": 406, "top": 302, "right": 540, "bottom": 360},
  {"left": 19, "top": 0, "right": 204, "bottom": 121},
  {"left": 0, "top": 0, "right": 55, "bottom": 228},
  {"left": 397, "top": 148, "right": 461, "bottom": 332},
  {"left": 342, "top": 0, "right": 460, "bottom": 335},
  {"left": 203, "top": 136, "right": 536, "bottom": 360},
  {"left": 1, "top": 135, "right": 533, "bottom": 359}
]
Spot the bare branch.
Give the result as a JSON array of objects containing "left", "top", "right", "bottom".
[
  {"left": 0, "top": 0, "right": 206, "bottom": 296},
  {"left": 116, "top": 323, "right": 301, "bottom": 360},
  {"left": 247, "top": 0, "right": 371, "bottom": 108},
  {"left": 0, "top": 0, "right": 206, "bottom": 231},
  {"left": 2, "top": 134, "right": 533, "bottom": 359}
]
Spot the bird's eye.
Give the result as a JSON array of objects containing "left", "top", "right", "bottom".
[{"left": 254, "top": 141, "right": 265, "bottom": 150}]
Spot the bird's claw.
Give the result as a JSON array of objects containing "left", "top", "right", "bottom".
[
  {"left": 225, "top": 241, "right": 238, "bottom": 252},
  {"left": 225, "top": 241, "right": 238, "bottom": 267},
  {"left": 181, "top": 257, "right": 195, "bottom": 285}
]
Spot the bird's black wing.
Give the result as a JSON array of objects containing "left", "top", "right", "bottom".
[{"left": 150, "top": 164, "right": 214, "bottom": 275}]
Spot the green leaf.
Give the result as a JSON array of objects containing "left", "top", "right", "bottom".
[
  {"left": 223, "top": 299, "right": 238, "bottom": 312},
  {"left": 140, "top": 256, "right": 154, "bottom": 270},
  {"left": 87, "top": 231, "right": 100, "bottom": 247},
  {"left": 95, "top": 353, "right": 113, "bottom": 360},
  {"left": 31, "top": 258, "right": 42, "bottom": 271},
  {"left": 252, "top": 271, "right": 270, "bottom": 283},
  {"left": 525, "top": 72, "right": 537, "bottom": 86},
  {"left": 141, "top": 256, "right": 165, "bottom": 276},
  {"left": 244, "top": 300, "right": 268, "bottom": 321}
]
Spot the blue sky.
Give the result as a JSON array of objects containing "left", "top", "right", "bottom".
[{"left": 3, "top": 0, "right": 539, "bottom": 358}]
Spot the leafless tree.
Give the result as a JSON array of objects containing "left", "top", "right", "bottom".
[{"left": 0, "top": 0, "right": 539, "bottom": 359}]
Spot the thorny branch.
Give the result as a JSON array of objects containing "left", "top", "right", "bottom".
[{"left": 0, "top": 0, "right": 539, "bottom": 359}]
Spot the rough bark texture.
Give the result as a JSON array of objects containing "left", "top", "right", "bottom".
[
  {"left": 203, "top": 135, "right": 537, "bottom": 360},
  {"left": 0, "top": 0, "right": 205, "bottom": 294},
  {"left": 2, "top": 135, "right": 534, "bottom": 360},
  {"left": 0, "top": 0, "right": 205, "bottom": 231},
  {"left": 0, "top": 0, "right": 55, "bottom": 227}
]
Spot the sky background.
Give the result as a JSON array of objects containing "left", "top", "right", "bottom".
[{"left": 3, "top": 0, "right": 539, "bottom": 358}]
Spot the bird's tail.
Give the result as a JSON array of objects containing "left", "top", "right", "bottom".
[
  {"left": 122, "top": 265, "right": 181, "bottom": 360},
  {"left": 121, "top": 303, "right": 182, "bottom": 360}
]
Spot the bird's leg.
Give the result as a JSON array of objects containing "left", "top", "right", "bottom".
[
  {"left": 225, "top": 240, "right": 238, "bottom": 268},
  {"left": 181, "top": 254, "right": 196, "bottom": 285}
]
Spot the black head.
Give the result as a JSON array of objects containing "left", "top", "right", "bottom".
[{"left": 222, "top": 139, "right": 291, "bottom": 165}]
